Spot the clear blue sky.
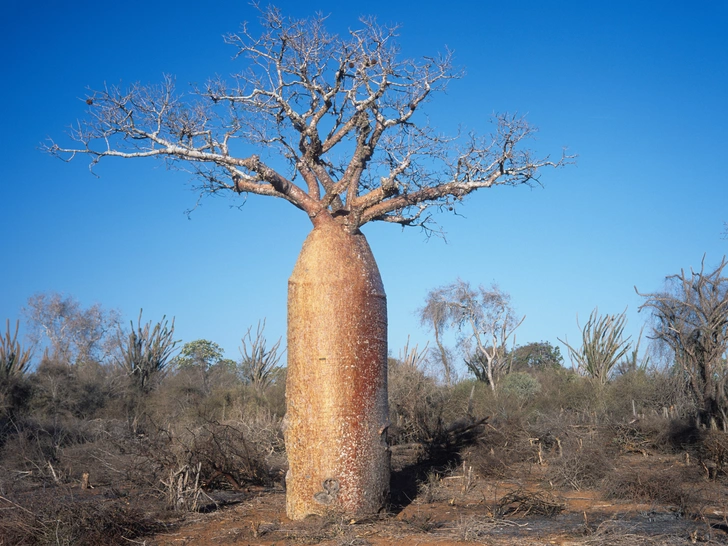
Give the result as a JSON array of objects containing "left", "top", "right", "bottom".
[{"left": 1, "top": 0, "right": 726, "bottom": 373}]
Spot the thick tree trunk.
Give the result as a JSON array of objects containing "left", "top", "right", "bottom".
[{"left": 285, "top": 220, "right": 390, "bottom": 520}]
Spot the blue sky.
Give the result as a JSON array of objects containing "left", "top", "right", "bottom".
[{"left": 1, "top": 0, "right": 726, "bottom": 373}]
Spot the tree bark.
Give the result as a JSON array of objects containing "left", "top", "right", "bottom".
[{"left": 285, "top": 219, "right": 390, "bottom": 520}]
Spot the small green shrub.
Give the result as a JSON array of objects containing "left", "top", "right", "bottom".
[{"left": 501, "top": 372, "right": 541, "bottom": 400}]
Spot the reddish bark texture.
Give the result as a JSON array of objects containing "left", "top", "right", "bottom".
[{"left": 285, "top": 221, "right": 389, "bottom": 520}]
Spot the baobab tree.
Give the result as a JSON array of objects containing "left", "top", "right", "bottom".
[{"left": 46, "top": 7, "right": 570, "bottom": 518}]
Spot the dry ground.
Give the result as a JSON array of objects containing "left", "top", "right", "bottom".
[{"left": 142, "top": 452, "right": 728, "bottom": 546}]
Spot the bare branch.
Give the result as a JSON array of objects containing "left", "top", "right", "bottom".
[
  {"left": 636, "top": 256, "right": 728, "bottom": 428},
  {"left": 429, "top": 279, "right": 524, "bottom": 392},
  {"left": 48, "top": 7, "right": 571, "bottom": 232}
]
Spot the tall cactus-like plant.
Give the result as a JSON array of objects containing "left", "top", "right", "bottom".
[
  {"left": 1, "top": 319, "right": 33, "bottom": 378},
  {"left": 239, "top": 319, "right": 283, "bottom": 395},
  {"left": 118, "top": 310, "right": 178, "bottom": 393},
  {"left": 559, "top": 309, "right": 632, "bottom": 385}
]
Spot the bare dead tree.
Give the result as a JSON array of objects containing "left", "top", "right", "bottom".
[
  {"left": 434, "top": 280, "right": 524, "bottom": 392},
  {"left": 23, "top": 292, "right": 121, "bottom": 365},
  {"left": 637, "top": 256, "right": 728, "bottom": 430},
  {"left": 239, "top": 320, "right": 283, "bottom": 395},
  {"left": 46, "top": 7, "right": 570, "bottom": 519}
]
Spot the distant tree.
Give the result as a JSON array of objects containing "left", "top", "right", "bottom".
[
  {"left": 637, "top": 257, "right": 728, "bottom": 430},
  {"left": 46, "top": 7, "right": 570, "bottom": 518},
  {"left": 419, "top": 288, "right": 455, "bottom": 385},
  {"left": 175, "top": 339, "right": 225, "bottom": 370},
  {"left": 559, "top": 308, "right": 632, "bottom": 386},
  {"left": 509, "top": 341, "right": 563, "bottom": 372},
  {"left": 29, "top": 356, "right": 109, "bottom": 421},
  {"left": 23, "top": 292, "right": 121, "bottom": 365},
  {"left": 239, "top": 321, "right": 283, "bottom": 395},
  {"left": 500, "top": 371, "right": 541, "bottom": 403},
  {"left": 430, "top": 280, "right": 524, "bottom": 391}
]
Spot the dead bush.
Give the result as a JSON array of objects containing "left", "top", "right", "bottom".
[
  {"left": 610, "top": 418, "right": 671, "bottom": 455},
  {"left": 547, "top": 438, "right": 613, "bottom": 490},
  {"left": 28, "top": 360, "right": 110, "bottom": 421},
  {"left": 695, "top": 429, "right": 728, "bottom": 479},
  {"left": 0, "top": 416, "right": 109, "bottom": 488},
  {"left": 667, "top": 419, "right": 703, "bottom": 450},
  {"left": 495, "top": 487, "right": 565, "bottom": 517},
  {"left": 466, "top": 418, "right": 537, "bottom": 478},
  {"left": 186, "top": 420, "right": 279, "bottom": 489},
  {"left": 415, "top": 470, "right": 450, "bottom": 504},
  {"left": 666, "top": 421, "right": 728, "bottom": 479},
  {"left": 604, "top": 464, "right": 705, "bottom": 510},
  {"left": 0, "top": 488, "right": 167, "bottom": 545},
  {"left": 388, "top": 359, "right": 446, "bottom": 446},
  {"left": 530, "top": 368, "right": 601, "bottom": 417}
]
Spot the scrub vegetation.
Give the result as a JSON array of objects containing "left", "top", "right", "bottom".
[
  {"left": 1, "top": 254, "right": 727, "bottom": 545},
  {"left": 16, "top": 5, "right": 727, "bottom": 544}
]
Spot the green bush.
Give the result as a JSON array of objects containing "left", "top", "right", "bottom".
[{"left": 501, "top": 372, "right": 541, "bottom": 400}]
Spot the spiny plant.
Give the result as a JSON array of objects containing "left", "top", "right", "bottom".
[
  {"left": 559, "top": 308, "right": 632, "bottom": 385},
  {"left": 118, "top": 310, "right": 178, "bottom": 394},
  {"left": 0, "top": 319, "right": 33, "bottom": 378},
  {"left": 239, "top": 319, "right": 283, "bottom": 395}
]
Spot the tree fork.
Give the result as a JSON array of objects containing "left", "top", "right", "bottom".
[{"left": 285, "top": 219, "right": 389, "bottom": 519}]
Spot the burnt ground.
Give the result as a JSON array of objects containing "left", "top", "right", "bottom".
[{"left": 141, "top": 452, "right": 728, "bottom": 546}]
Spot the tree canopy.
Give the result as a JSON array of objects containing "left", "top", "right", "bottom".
[{"left": 46, "top": 6, "right": 570, "bottom": 235}]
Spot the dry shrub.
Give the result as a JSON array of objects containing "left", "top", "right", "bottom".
[
  {"left": 185, "top": 418, "right": 282, "bottom": 488},
  {"left": 605, "top": 370, "right": 682, "bottom": 421},
  {"left": 415, "top": 470, "right": 449, "bottom": 504},
  {"left": 112, "top": 406, "right": 285, "bottom": 495},
  {"left": 388, "top": 360, "right": 445, "bottom": 446},
  {"left": 667, "top": 419, "right": 703, "bottom": 450},
  {"left": 603, "top": 464, "right": 704, "bottom": 510},
  {"left": 466, "top": 417, "right": 537, "bottom": 478},
  {"left": 695, "top": 429, "right": 728, "bottom": 479},
  {"left": 665, "top": 421, "right": 728, "bottom": 479},
  {"left": 610, "top": 417, "right": 672, "bottom": 455},
  {"left": 0, "top": 489, "right": 167, "bottom": 545},
  {"left": 495, "top": 487, "right": 564, "bottom": 517},
  {"left": 531, "top": 369, "right": 600, "bottom": 417},
  {"left": 0, "top": 416, "right": 109, "bottom": 489},
  {"left": 547, "top": 438, "right": 613, "bottom": 490},
  {"left": 116, "top": 414, "right": 284, "bottom": 498}
]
